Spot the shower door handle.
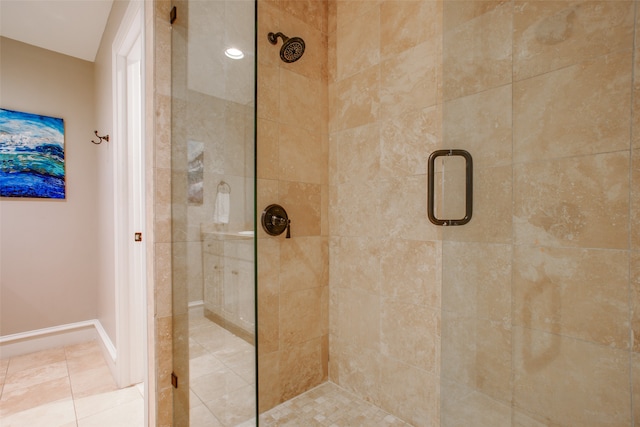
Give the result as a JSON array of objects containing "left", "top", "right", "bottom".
[{"left": 427, "top": 149, "right": 473, "bottom": 226}]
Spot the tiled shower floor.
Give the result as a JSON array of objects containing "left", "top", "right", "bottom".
[{"left": 257, "top": 382, "right": 412, "bottom": 427}]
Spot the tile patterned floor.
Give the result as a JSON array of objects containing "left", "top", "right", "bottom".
[
  {"left": 0, "top": 341, "right": 144, "bottom": 427},
  {"left": 256, "top": 382, "right": 413, "bottom": 427},
  {"left": 188, "top": 312, "right": 256, "bottom": 427}
]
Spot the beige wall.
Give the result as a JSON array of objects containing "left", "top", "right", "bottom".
[
  {"left": 256, "top": 0, "right": 330, "bottom": 412},
  {"left": 93, "top": 0, "right": 131, "bottom": 346},
  {"left": 0, "top": 37, "right": 100, "bottom": 336},
  {"left": 328, "top": 1, "right": 442, "bottom": 425}
]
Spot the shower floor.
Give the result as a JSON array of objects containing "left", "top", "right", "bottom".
[{"left": 257, "top": 382, "right": 413, "bottom": 427}]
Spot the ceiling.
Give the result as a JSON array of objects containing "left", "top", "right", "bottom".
[{"left": 0, "top": 0, "right": 114, "bottom": 62}]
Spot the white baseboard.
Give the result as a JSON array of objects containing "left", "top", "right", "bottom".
[{"left": 0, "top": 320, "right": 116, "bottom": 362}]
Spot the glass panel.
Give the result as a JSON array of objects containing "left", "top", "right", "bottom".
[
  {"left": 171, "top": 1, "right": 257, "bottom": 425},
  {"left": 441, "top": 1, "right": 635, "bottom": 426}
]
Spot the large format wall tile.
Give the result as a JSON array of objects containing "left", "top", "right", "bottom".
[
  {"left": 380, "top": 41, "right": 440, "bottom": 118},
  {"left": 631, "top": 251, "right": 640, "bottom": 352},
  {"left": 513, "top": 1, "right": 634, "bottom": 81},
  {"left": 513, "top": 328, "right": 631, "bottom": 426},
  {"left": 332, "top": 236, "right": 381, "bottom": 294},
  {"left": 442, "top": 241, "right": 511, "bottom": 322},
  {"left": 442, "top": 1, "right": 512, "bottom": 100},
  {"left": 632, "top": 152, "right": 640, "bottom": 250},
  {"left": 443, "top": 84, "right": 512, "bottom": 169},
  {"left": 514, "top": 52, "right": 632, "bottom": 163},
  {"left": 336, "top": 4, "right": 379, "bottom": 80},
  {"left": 514, "top": 152, "right": 629, "bottom": 249},
  {"left": 335, "top": 123, "right": 381, "bottom": 185},
  {"left": 513, "top": 246, "right": 630, "bottom": 349},
  {"left": 380, "top": 105, "right": 440, "bottom": 178},
  {"left": 441, "top": 380, "right": 511, "bottom": 427},
  {"left": 380, "top": 0, "right": 441, "bottom": 61},
  {"left": 330, "top": 65, "right": 380, "bottom": 132}
]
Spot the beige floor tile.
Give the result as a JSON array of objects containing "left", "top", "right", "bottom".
[
  {"left": 2, "top": 361, "right": 68, "bottom": 394},
  {"left": 190, "top": 353, "right": 225, "bottom": 379},
  {"left": 69, "top": 364, "right": 118, "bottom": 399},
  {"left": 203, "top": 384, "right": 256, "bottom": 426},
  {"left": 0, "top": 376, "right": 71, "bottom": 417},
  {"left": 6, "top": 347, "right": 66, "bottom": 375},
  {"left": 77, "top": 399, "right": 143, "bottom": 427},
  {"left": 0, "top": 358, "right": 8, "bottom": 387},
  {"left": 74, "top": 385, "right": 143, "bottom": 420},
  {"left": 191, "top": 404, "right": 224, "bottom": 427},
  {"left": 0, "top": 398, "right": 76, "bottom": 427}
]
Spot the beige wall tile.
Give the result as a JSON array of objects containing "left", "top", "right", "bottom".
[
  {"left": 278, "top": 181, "right": 322, "bottom": 237},
  {"left": 337, "top": 287, "right": 380, "bottom": 351},
  {"left": 513, "top": 1, "right": 634, "bottom": 81},
  {"left": 335, "top": 123, "right": 381, "bottom": 184},
  {"left": 333, "top": 181, "right": 384, "bottom": 237},
  {"left": 380, "top": 105, "right": 440, "bottom": 177},
  {"left": 280, "top": 287, "right": 324, "bottom": 345},
  {"left": 632, "top": 152, "right": 640, "bottom": 250},
  {"left": 441, "top": 380, "right": 511, "bottom": 427},
  {"left": 442, "top": 241, "right": 511, "bottom": 322},
  {"left": 279, "top": 338, "right": 327, "bottom": 402},
  {"left": 336, "top": 0, "right": 381, "bottom": 34},
  {"left": 513, "top": 327, "right": 631, "bottom": 426},
  {"left": 381, "top": 175, "right": 439, "bottom": 242},
  {"left": 280, "top": 0, "right": 328, "bottom": 33},
  {"left": 632, "top": 251, "right": 640, "bottom": 352},
  {"left": 443, "top": 84, "right": 512, "bottom": 169},
  {"left": 379, "top": 358, "right": 438, "bottom": 427},
  {"left": 514, "top": 152, "right": 629, "bottom": 249},
  {"left": 634, "top": 45, "right": 640, "bottom": 148},
  {"left": 332, "top": 237, "right": 381, "bottom": 294},
  {"left": 280, "top": 236, "right": 329, "bottom": 293},
  {"left": 257, "top": 119, "right": 279, "bottom": 180},
  {"left": 258, "top": 292, "right": 280, "bottom": 355},
  {"left": 331, "top": 340, "right": 382, "bottom": 406},
  {"left": 258, "top": 1, "right": 281, "bottom": 68},
  {"left": 381, "top": 300, "right": 438, "bottom": 373},
  {"left": 279, "top": 124, "right": 327, "bottom": 184},
  {"left": 514, "top": 52, "right": 632, "bottom": 163},
  {"left": 257, "top": 351, "right": 280, "bottom": 412},
  {"left": 380, "top": 42, "right": 440, "bottom": 118},
  {"left": 330, "top": 65, "right": 380, "bottom": 132},
  {"left": 443, "top": 165, "right": 512, "bottom": 244},
  {"left": 336, "top": 4, "right": 379, "bottom": 80},
  {"left": 633, "top": 352, "right": 640, "bottom": 425},
  {"left": 380, "top": 0, "right": 441, "bottom": 61},
  {"left": 279, "top": 69, "right": 325, "bottom": 134},
  {"left": 380, "top": 239, "right": 439, "bottom": 307},
  {"left": 514, "top": 246, "right": 629, "bottom": 349},
  {"left": 257, "top": 64, "right": 279, "bottom": 122},
  {"left": 442, "top": 1, "right": 512, "bottom": 100}
]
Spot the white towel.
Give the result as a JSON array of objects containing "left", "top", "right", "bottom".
[{"left": 213, "top": 192, "right": 230, "bottom": 224}]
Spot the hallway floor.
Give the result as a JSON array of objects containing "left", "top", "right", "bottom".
[{"left": 0, "top": 341, "right": 144, "bottom": 427}]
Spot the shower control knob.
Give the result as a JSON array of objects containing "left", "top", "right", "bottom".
[{"left": 261, "top": 204, "right": 291, "bottom": 238}]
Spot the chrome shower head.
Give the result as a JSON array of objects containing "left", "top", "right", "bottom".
[{"left": 267, "top": 32, "right": 305, "bottom": 63}]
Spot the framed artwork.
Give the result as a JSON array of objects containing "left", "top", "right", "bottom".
[{"left": 0, "top": 108, "right": 65, "bottom": 199}]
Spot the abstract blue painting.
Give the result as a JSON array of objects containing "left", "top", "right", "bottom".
[{"left": 0, "top": 108, "right": 65, "bottom": 199}]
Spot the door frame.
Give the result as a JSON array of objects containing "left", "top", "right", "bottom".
[{"left": 112, "top": 0, "right": 147, "bottom": 410}]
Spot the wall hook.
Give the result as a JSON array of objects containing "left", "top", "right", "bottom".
[{"left": 92, "top": 130, "right": 109, "bottom": 145}]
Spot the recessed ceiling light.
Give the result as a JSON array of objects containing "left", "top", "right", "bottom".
[{"left": 224, "top": 48, "right": 244, "bottom": 59}]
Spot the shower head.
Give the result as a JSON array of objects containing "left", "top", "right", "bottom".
[{"left": 267, "top": 32, "right": 305, "bottom": 63}]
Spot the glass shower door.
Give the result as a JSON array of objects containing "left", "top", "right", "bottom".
[
  {"left": 171, "top": 1, "right": 257, "bottom": 425},
  {"left": 440, "top": 1, "right": 637, "bottom": 426}
]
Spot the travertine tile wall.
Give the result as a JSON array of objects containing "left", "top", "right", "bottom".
[
  {"left": 328, "top": 1, "right": 443, "bottom": 426},
  {"left": 440, "top": 2, "right": 640, "bottom": 426},
  {"left": 150, "top": 1, "right": 174, "bottom": 426},
  {"left": 256, "top": 0, "right": 330, "bottom": 413}
]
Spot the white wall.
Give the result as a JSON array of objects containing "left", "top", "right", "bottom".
[{"left": 0, "top": 37, "right": 100, "bottom": 335}]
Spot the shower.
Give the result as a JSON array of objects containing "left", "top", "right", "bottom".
[{"left": 267, "top": 32, "right": 305, "bottom": 63}]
